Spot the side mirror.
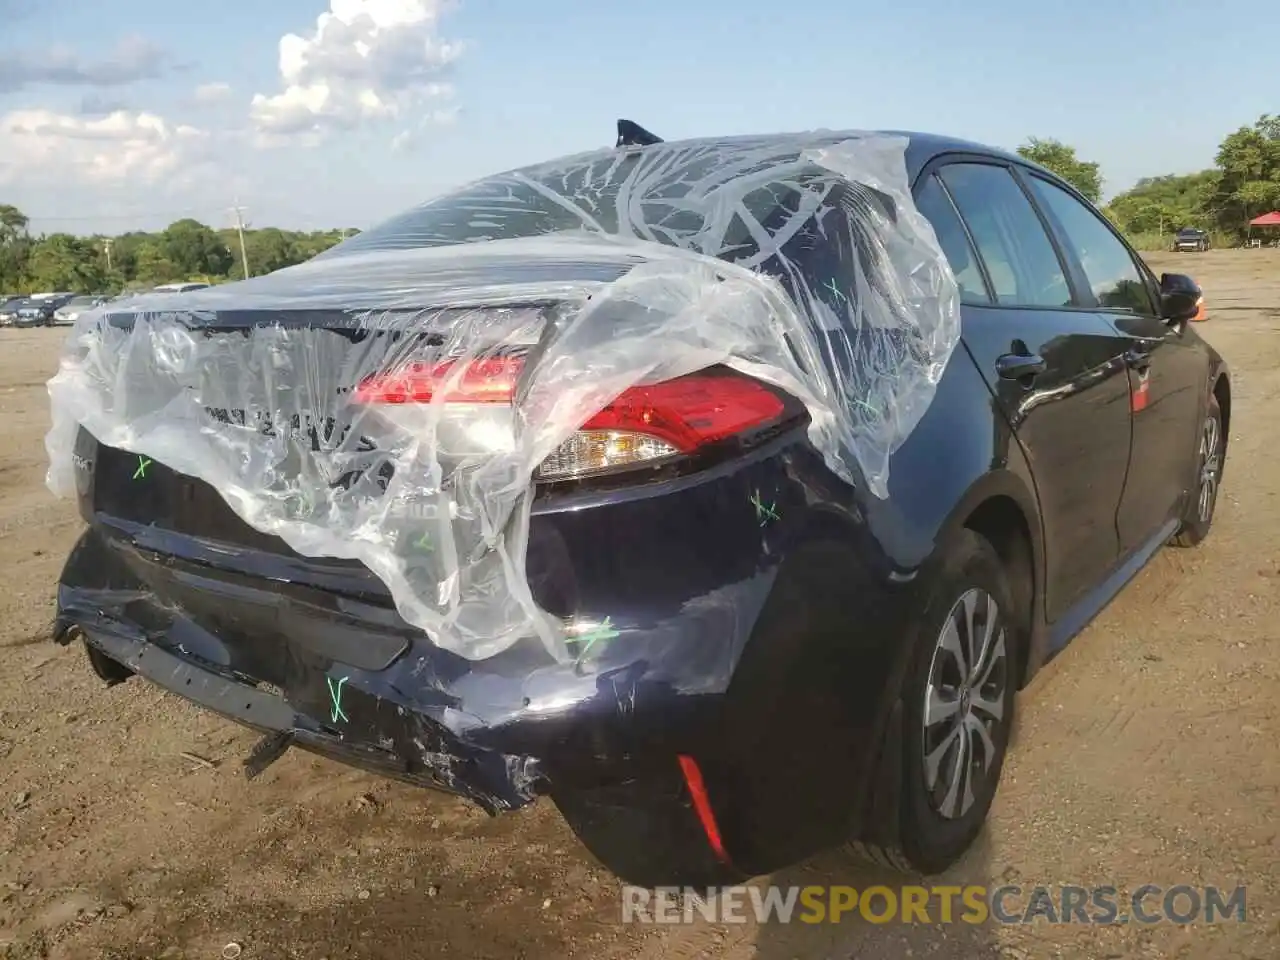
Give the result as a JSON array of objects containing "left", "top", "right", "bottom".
[{"left": 1160, "top": 272, "right": 1202, "bottom": 322}]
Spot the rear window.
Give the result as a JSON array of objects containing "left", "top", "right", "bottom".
[
  {"left": 320, "top": 141, "right": 941, "bottom": 401},
  {"left": 320, "top": 144, "right": 889, "bottom": 267},
  {"left": 326, "top": 152, "right": 678, "bottom": 255},
  {"left": 322, "top": 145, "right": 910, "bottom": 331}
]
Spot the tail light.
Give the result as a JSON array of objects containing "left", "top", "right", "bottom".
[
  {"left": 353, "top": 356, "right": 526, "bottom": 405},
  {"left": 354, "top": 356, "right": 791, "bottom": 481}
]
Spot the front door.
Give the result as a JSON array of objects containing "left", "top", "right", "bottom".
[{"left": 1020, "top": 172, "right": 1206, "bottom": 553}]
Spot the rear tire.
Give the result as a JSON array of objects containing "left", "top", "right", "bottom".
[
  {"left": 1172, "top": 394, "right": 1223, "bottom": 548},
  {"left": 852, "top": 529, "right": 1018, "bottom": 874}
]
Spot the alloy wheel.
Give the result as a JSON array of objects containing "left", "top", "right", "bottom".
[
  {"left": 921, "top": 588, "right": 1009, "bottom": 820},
  {"left": 1197, "top": 413, "right": 1221, "bottom": 524}
]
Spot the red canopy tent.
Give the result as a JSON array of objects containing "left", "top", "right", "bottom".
[{"left": 1249, "top": 211, "right": 1280, "bottom": 226}]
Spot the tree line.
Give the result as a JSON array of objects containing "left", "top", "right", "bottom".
[
  {"left": 5, "top": 114, "right": 1280, "bottom": 295},
  {"left": 1019, "top": 116, "right": 1280, "bottom": 249},
  {"left": 0, "top": 207, "right": 355, "bottom": 295}
]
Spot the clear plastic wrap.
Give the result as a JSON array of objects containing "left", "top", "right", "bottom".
[{"left": 45, "top": 131, "right": 960, "bottom": 661}]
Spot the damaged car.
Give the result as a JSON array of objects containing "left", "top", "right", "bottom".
[{"left": 47, "top": 122, "right": 1229, "bottom": 887}]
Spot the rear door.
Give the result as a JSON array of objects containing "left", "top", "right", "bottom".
[
  {"left": 1020, "top": 172, "right": 1206, "bottom": 552},
  {"left": 913, "top": 159, "right": 1134, "bottom": 622}
]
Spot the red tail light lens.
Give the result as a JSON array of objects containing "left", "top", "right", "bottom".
[
  {"left": 355, "top": 358, "right": 790, "bottom": 480},
  {"left": 353, "top": 356, "right": 524, "bottom": 405},
  {"left": 579, "top": 374, "right": 786, "bottom": 452}
]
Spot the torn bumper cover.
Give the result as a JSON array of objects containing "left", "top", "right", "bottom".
[
  {"left": 56, "top": 530, "right": 546, "bottom": 812},
  {"left": 54, "top": 438, "right": 787, "bottom": 812},
  {"left": 56, "top": 519, "right": 740, "bottom": 812}
]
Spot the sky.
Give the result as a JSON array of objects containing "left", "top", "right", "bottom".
[{"left": 0, "top": 0, "right": 1275, "bottom": 236}]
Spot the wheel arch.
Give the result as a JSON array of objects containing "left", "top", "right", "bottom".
[
  {"left": 936, "top": 470, "right": 1045, "bottom": 690},
  {"left": 851, "top": 474, "right": 1043, "bottom": 871}
]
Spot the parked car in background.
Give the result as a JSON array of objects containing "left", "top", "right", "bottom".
[
  {"left": 0, "top": 297, "right": 26, "bottom": 326},
  {"left": 1173, "top": 227, "right": 1210, "bottom": 252},
  {"left": 53, "top": 295, "right": 107, "bottom": 326},
  {"left": 14, "top": 293, "right": 74, "bottom": 327},
  {"left": 55, "top": 127, "right": 1231, "bottom": 887},
  {"left": 13, "top": 304, "right": 52, "bottom": 327}
]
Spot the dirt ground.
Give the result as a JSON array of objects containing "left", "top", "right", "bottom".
[{"left": 0, "top": 250, "right": 1277, "bottom": 960}]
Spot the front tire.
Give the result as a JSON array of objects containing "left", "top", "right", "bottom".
[
  {"left": 1172, "top": 395, "right": 1223, "bottom": 547},
  {"left": 857, "top": 529, "right": 1018, "bottom": 874}
]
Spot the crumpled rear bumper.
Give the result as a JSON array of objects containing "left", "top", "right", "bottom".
[
  {"left": 54, "top": 521, "right": 743, "bottom": 815},
  {"left": 58, "top": 581, "right": 544, "bottom": 814},
  {"left": 67, "top": 619, "right": 541, "bottom": 811}
]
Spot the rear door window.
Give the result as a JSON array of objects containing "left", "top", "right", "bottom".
[
  {"left": 913, "top": 174, "right": 993, "bottom": 304},
  {"left": 937, "top": 163, "right": 1072, "bottom": 308}
]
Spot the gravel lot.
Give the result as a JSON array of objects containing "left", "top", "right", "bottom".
[{"left": 1, "top": 250, "right": 1277, "bottom": 959}]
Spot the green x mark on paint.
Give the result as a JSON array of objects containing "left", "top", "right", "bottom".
[
  {"left": 327, "top": 676, "right": 349, "bottom": 724},
  {"left": 573, "top": 617, "right": 620, "bottom": 662},
  {"left": 824, "top": 277, "right": 848, "bottom": 304},
  {"left": 132, "top": 456, "right": 152, "bottom": 480},
  {"left": 414, "top": 530, "right": 433, "bottom": 552},
  {"left": 750, "top": 490, "right": 780, "bottom": 527}
]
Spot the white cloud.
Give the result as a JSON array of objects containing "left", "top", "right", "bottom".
[
  {"left": 0, "top": 108, "right": 210, "bottom": 186},
  {"left": 194, "top": 81, "right": 233, "bottom": 104},
  {"left": 250, "top": 0, "right": 462, "bottom": 139}
]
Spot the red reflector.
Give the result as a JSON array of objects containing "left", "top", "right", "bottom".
[
  {"left": 582, "top": 373, "right": 785, "bottom": 452},
  {"left": 354, "top": 355, "right": 524, "bottom": 405},
  {"left": 677, "top": 754, "right": 731, "bottom": 865}
]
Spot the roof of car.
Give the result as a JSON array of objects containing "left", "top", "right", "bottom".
[
  {"left": 879, "top": 129, "right": 1025, "bottom": 168},
  {"left": 548, "top": 128, "right": 1039, "bottom": 187}
]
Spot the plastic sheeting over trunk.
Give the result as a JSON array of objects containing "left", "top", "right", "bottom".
[{"left": 45, "top": 131, "right": 960, "bottom": 662}]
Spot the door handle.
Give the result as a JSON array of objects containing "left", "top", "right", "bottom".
[
  {"left": 995, "top": 353, "right": 1046, "bottom": 380},
  {"left": 1124, "top": 346, "right": 1153, "bottom": 372}
]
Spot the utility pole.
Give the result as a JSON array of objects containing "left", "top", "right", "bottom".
[
  {"left": 230, "top": 200, "right": 251, "bottom": 279},
  {"left": 102, "top": 237, "right": 113, "bottom": 272}
]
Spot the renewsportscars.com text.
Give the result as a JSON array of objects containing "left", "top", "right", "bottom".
[{"left": 621, "top": 884, "right": 1247, "bottom": 925}]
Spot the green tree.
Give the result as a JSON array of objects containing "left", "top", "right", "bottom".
[
  {"left": 295, "top": 228, "right": 353, "bottom": 259},
  {"left": 1104, "top": 171, "right": 1219, "bottom": 235},
  {"left": 1211, "top": 116, "right": 1280, "bottom": 234},
  {"left": 108, "top": 232, "right": 151, "bottom": 285},
  {"left": 1016, "top": 138, "right": 1103, "bottom": 203},
  {"left": 0, "top": 204, "right": 28, "bottom": 245},
  {"left": 160, "top": 219, "right": 234, "bottom": 278},
  {"left": 242, "top": 228, "right": 300, "bottom": 277},
  {"left": 24, "top": 234, "right": 108, "bottom": 292},
  {"left": 134, "top": 240, "right": 182, "bottom": 286},
  {"left": 0, "top": 204, "right": 33, "bottom": 292},
  {"left": 0, "top": 209, "right": 358, "bottom": 293}
]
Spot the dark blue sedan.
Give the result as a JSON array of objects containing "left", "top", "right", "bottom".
[{"left": 53, "top": 125, "right": 1229, "bottom": 886}]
